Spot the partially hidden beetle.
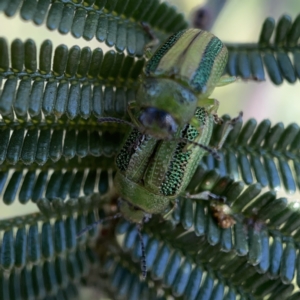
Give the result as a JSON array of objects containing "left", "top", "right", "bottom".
[
  {"left": 129, "top": 28, "right": 236, "bottom": 139},
  {"left": 78, "top": 28, "right": 242, "bottom": 277}
]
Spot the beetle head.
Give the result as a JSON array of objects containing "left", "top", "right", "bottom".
[{"left": 135, "top": 77, "right": 198, "bottom": 138}]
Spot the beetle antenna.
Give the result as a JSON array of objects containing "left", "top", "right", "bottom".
[
  {"left": 77, "top": 213, "right": 122, "bottom": 237},
  {"left": 98, "top": 117, "right": 137, "bottom": 129},
  {"left": 136, "top": 224, "right": 147, "bottom": 279},
  {"left": 177, "top": 138, "right": 221, "bottom": 160}
]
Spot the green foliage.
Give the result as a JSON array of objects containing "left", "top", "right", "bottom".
[
  {"left": 209, "top": 117, "right": 300, "bottom": 193},
  {"left": 0, "top": 1, "right": 300, "bottom": 299},
  {"left": 0, "top": 209, "right": 100, "bottom": 299},
  {"left": 225, "top": 15, "right": 300, "bottom": 84},
  {"left": 0, "top": 0, "right": 187, "bottom": 52},
  {"left": 0, "top": 38, "right": 146, "bottom": 123}
]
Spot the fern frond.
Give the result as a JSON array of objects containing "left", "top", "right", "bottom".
[
  {"left": 0, "top": 0, "right": 187, "bottom": 55},
  {"left": 0, "top": 39, "right": 143, "bottom": 123},
  {"left": 3, "top": 6, "right": 299, "bottom": 86},
  {"left": 169, "top": 167, "right": 300, "bottom": 290},
  {"left": 0, "top": 158, "right": 115, "bottom": 205},
  {"left": 24, "top": 166, "right": 300, "bottom": 297},
  {"left": 225, "top": 14, "right": 300, "bottom": 84},
  {"left": 114, "top": 219, "right": 294, "bottom": 299},
  {"left": 31, "top": 165, "right": 300, "bottom": 294},
  {"left": 0, "top": 125, "right": 123, "bottom": 165},
  {"left": 208, "top": 116, "right": 300, "bottom": 194},
  {"left": 0, "top": 208, "right": 102, "bottom": 299}
]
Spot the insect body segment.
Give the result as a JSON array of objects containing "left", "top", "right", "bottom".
[
  {"left": 159, "top": 107, "right": 213, "bottom": 196},
  {"left": 134, "top": 77, "right": 198, "bottom": 139},
  {"left": 116, "top": 128, "right": 157, "bottom": 182},
  {"left": 144, "top": 30, "right": 186, "bottom": 75},
  {"left": 190, "top": 36, "right": 226, "bottom": 93},
  {"left": 145, "top": 29, "right": 228, "bottom": 96}
]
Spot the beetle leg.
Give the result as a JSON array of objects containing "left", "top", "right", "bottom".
[
  {"left": 216, "top": 111, "right": 243, "bottom": 149},
  {"left": 198, "top": 98, "right": 220, "bottom": 113},
  {"left": 216, "top": 74, "right": 236, "bottom": 86},
  {"left": 181, "top": 137, "right": 221, "bottom": 160},
  {"left": 213, "top": 114, "right": 224, "bottom": 125},
  {"left": 136, "top": 224, "right": 147, "bottom": 278},
  {"left": 98, "top": 117, "right": 136, "bottom": 129},
  {"left": 127, "top": 102, "right": 143, "bottom": 129},
  {"left": 76, "top": 213, "right": 122, "bottom": 237},
  {"left": 140, "top": 22, "right": 160, "bottom": 58}
]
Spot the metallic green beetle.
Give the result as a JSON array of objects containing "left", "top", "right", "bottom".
[
  {"left": 114, "top": 101, "right": 241, "bottom": 277},
  {"left": 116, "top": 104, "right": 217, "bottom": 223},
  {"left": 129, "top": 28, "right": 235, "bottom": 140},
  {"left": 115, "top": 104, "right": 240, "bottom": 224}
]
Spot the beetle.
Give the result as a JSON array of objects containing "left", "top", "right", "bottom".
[
  {"left": 114, "top": 106, "right": 241, "bottom": 228},
  {"left": 99, "top": 28, "right": 236, "bottom": 140},
  {"left": 78, "top": 28, "right": 241, "bottom": 277},
  {"left": 79, "top": 103, "right": 242, "bottom": 277}
]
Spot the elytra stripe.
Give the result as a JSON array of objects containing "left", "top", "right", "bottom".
[
  {"left": 180, "top": 30, "right": 203, "bottom": 57},
  {"left": 145, "top": 30, "right": 186, "bottom": 75},
  {"left": 190, "top": 37, "right": 224, "bottom": 92}
]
